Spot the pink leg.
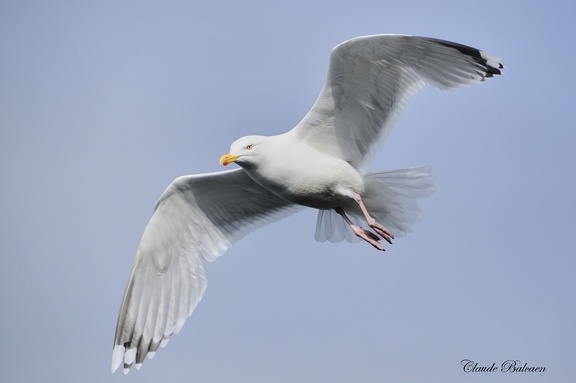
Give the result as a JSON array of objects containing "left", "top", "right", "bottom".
[
  {"left": 335, "top": 208, "right": 385, "bottom": 251},
  {"left": 353, "top": 192, "right": 394, "bottom": 244}
]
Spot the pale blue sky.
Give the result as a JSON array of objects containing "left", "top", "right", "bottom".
[{"left": 1, "top": 1, "right": 575, "bottom": 382}]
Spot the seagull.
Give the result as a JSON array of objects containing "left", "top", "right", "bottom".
[{"left": 112, "top": 34, "right": 503, "bottom": 373}]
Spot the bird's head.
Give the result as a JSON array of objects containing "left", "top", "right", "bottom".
[{"left": 220, "top": 135, "right": 266, "bottom": 168}]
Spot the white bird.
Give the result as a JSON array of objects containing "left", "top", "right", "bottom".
[{"left": 112, "top": 34, "right": 503, "bottom": 373}]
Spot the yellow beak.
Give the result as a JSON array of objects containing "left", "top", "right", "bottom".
[{"left": 219, "top": 153, "right": 240, "bottom": 166}]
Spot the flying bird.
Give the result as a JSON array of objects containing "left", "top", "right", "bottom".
[{"left": 112, "top": 34, "right": 503, "bottom": 373}]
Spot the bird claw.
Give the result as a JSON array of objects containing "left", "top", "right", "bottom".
[
  {"left": 349, "top": 225, "right": 385, "bottom": 251},
  {"left": 334, "top": 206, "right": 391, "bottom": 251},
  {"left": 352, "top": 192, "right": 394, "bottom": 246},
  {"left": 369, "top": 222, "right": 394, "bottom": 244}
]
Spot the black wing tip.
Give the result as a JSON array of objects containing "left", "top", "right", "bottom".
[
  {"left": 423, "top": 37, "right": 504, "bottom": 79},
  {"left": 483, "top": 60, "right": 504, "bottom": 78}
]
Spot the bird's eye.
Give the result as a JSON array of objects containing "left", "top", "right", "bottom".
[{"left": 246, "top": 144, "right": 253, "bottom": 150}]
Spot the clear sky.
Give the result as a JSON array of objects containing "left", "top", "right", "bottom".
[{"left": 1, "top": 0, "right": 575, "bottom": 382}]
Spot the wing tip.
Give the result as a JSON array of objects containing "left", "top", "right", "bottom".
[
  {"left": 426, "top": 37, "right": 504, "bottom": 79},
  {"left": 111, "top": 344, "right": 124, "bottom": 373},
  {"left": 479, "top": 51, "right": 505, "bottom": 78},
  {"left": 111, "top": 344, "right": 139, "bottom": 374},
  {"left": 112, "top": 336, "right": 173, "bottom": 373}
]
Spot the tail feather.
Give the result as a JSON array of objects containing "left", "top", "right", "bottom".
[
  {"left": 315, "top": 208, "right": 362, "bottom": 243},
  {"left": 314, "top": 165, "right": 434, "bottom": 243}
]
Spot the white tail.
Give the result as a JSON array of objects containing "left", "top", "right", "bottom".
[{"left": 315, "top": 166, "right": 435, "bottom": 243}]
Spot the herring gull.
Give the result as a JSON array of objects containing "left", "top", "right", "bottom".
[{"left": 112, "top": 34, "right": 503, "bottom": 373}]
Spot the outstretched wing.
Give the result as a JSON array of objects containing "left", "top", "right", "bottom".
[
  {"left": 112, "top": 169, "right": 301, "bottom": 373},
  {"left": 291, "top": 34, "right": 503, "bottom": 167}
]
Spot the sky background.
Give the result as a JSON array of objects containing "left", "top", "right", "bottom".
[{"left": 1, "top": 0, "right": 575, "bottom": 382}]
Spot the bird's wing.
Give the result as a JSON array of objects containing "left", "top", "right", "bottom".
[
  {"left": 112, "top": 168, "right": 301, "bottom": 373},
  {"left": 290, "top": 34, "right": 503, "bottom": 168}
]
